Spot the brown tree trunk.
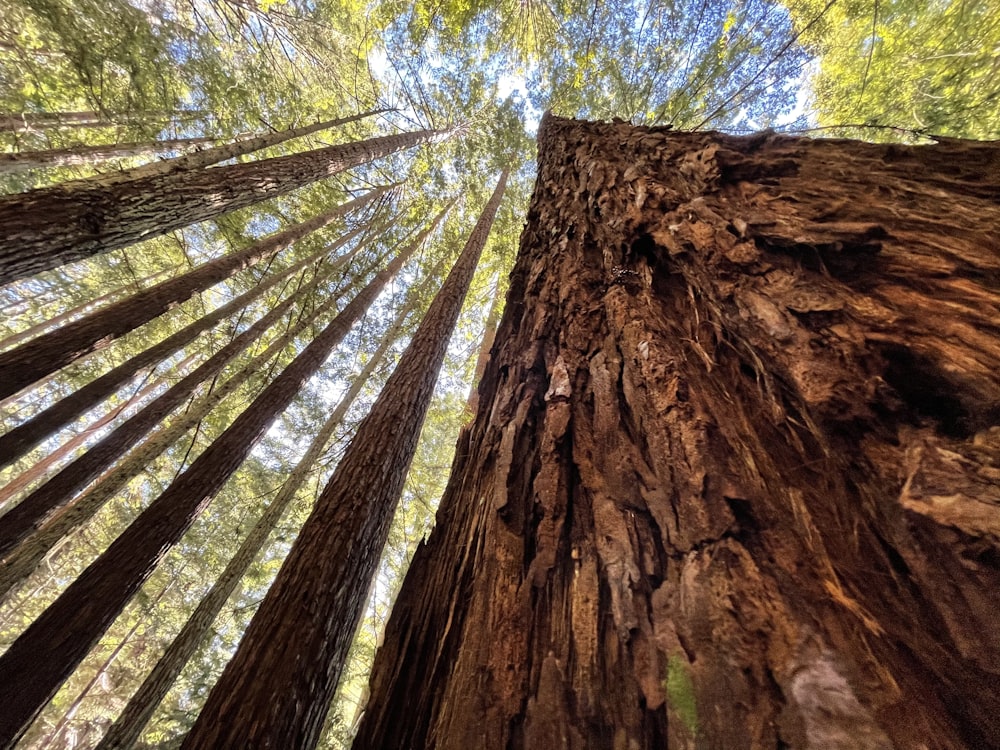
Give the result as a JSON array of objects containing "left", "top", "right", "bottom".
[
  {"left": 0, "top": 266, "right": 175, "bottom": 353},
  {"left": 0, "top": 205, "right": 449, "bottom": 749},
  {"left": 0, "top": 187, "right": 386, "bottom": 409},
  {"left": 0, "top": 126, "right": 438, "bottom": 284},
  {"left": 118, "top": 108, "right": 392, "bottom": 183},
  {"left": 95, "top": 291, "right": 417, "bottom": 750},
  {"left": 0, "top": 135, "right": 219, "bottom": 174},
  {"left": 0, "top": 231, "right": 370, "bottom": 560},
  {"left": 0, "top": 110, "right": 207, "bottom": 134},
  {"left": 0, "top": 187, "right": 387, "bottom": 465},
  {"left": 466, "top": 276, "right": 502, "bottom": 416},
  {"left": 354, "top": 117, "right": 1000, "bottom": 750},
  {"left": 0, "top": 255, "right": 364, "bottom": 601},
  {"left": 182, "top": 173, "right": 506, "bottom": 750}
]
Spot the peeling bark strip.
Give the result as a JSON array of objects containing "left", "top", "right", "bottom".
[
  {"left": 355, "top": 116, "right": 1000, "bottom": 750},
  {"left": 0, "top": 187, "right": 387, "bottom": 410},
  {"left": 182, "top": 174, "right": 506, "bottom": 750},
  {"left": 0, "top": 209, "right": 443, "bottom": 748},
  {"left": 0, "top": 126, "right": 438, "bottom": 284}
]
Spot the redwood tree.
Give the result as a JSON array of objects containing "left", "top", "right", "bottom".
[
  {"left": 354, "top": 116, "right": 1000, "bottom": 749},
  {"left": 0, "top": 126, "right": 438, "bottom": 284},
  {"left": 181, "top": 171, "right": 508, "bottom": 750},
  {"left": 0, "top": 203, "right": 448, "bottom": 747}
]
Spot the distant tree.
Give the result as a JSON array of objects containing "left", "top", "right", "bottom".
[
  {"left": 0, "top": 203, "right": 451, "bottom": 747},
  {"left": 0, "top": 187, "right": 388, "bottom": 463},
  {"left": 0, "top": 127, "right": 440, "bottom": 284},
  {"left": 181, "top": 172, "right": 506, "bottom": 750}
]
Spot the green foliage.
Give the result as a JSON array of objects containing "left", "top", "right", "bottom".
[
  {"left": 793, "top": 0, "right": 1000, "bottom": 139},
  {"left": 665, "top": 654, "right": 699, "bottom": 736}
]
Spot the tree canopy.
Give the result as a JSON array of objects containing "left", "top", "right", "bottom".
[{"left": 0, "top": 0, "right": 996, "bottom": 746}]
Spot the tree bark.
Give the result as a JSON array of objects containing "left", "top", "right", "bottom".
[
  {"left": 466, "top": 276, "right": 502, "bottom": 416},
  {"left": 95, "top": 290, "right": 417, "bottom": 750},
  {"left": 354, "top": 116, "right": 1000, "bottom": 750},
  {"left": 0, "top": 230, "right": 369, "bottom": 560},
  {"left": 0, "top": 205, "right": 448, "bottom": 749},
  {"left": 0, "top": 135, "right": 219, "bottom": 174},
  {"left": 182, "top": 173, "right": 505, "bottom": 750},
  {"left": 0, "top": 258, "right": 361, "bottom": 601},
  {"left": 0, "top": 187, "right": 386, "bottom": 409},
  {"left": 0, "top": 126, "right": 438, "bottom": 284},
  {"left": 117, "top": 108, "right": 392, "bottom": 183},
  {"left": 0, "top": 266, "right": 175, "bottom": 353},
  {"left": 0, "top": 187, "right": 387, "bottom": 466}
]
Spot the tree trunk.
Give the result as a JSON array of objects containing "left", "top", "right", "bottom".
[
  {"left": 0, "top": 187, "right": 386, "bottom": 409},
  {"left": 95, "top": 290, "right": 417, "bottom": 750},
  {"left": 466, "top": 276, "right": 502, "bottom": 415},
  {"left": 0, "top": 358, "right": 192, "bottom": 509},
  {"left": 0, "top": 266, "right": 175, "bottom": 353},
  {"left": 0, "top": 110, "right": 207, "bottom": 134},
  {"left": 0, "top": 126, "right": 438, "bottom": 284},
  {"left": 0, "top": 205, "right": 449, "bottom": 749},
  {"left": 0, "top": 188, "right": 387, "bottom": 466},
  {"left": 118, "top": 108, "right": 392, "bottom": 183},
  {"left": 354, "top": 116, "right": 1000, "bottom": 750},
  {"left": 0, "top": 230, "right": 369, "bottom": 560},
  {"left": 0, "top": 135, "right": 219, "bottom": 174},
  {"left": 182, "top": 173, "right": 506, "bottom": 750},
  {"left": 0, "top": 257, "right": 360, "bottom": 601}
]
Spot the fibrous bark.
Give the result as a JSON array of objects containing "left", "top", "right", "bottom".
[
  {"left": 355, "top": 116, "right": 1000, "bottom": 750},
  {"left": 181, "top": 174, "right": 505, "bottom": 750},
  {"left": 0, "top": 126, "right": 437, "bottom": 284},
  {"left": 0, "top": 205, "right": 447, "bottom": 749}
]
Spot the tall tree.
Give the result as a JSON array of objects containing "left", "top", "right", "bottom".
[
  {"left": 0, "top": 126, "right": 441, "bottom": 284},
  {"left": 353, "top": 116, "right": 1000, "bottom": 749},
  {"left": 0, "top": 203, "right": 451, "bottom": 748},
  {"left": 0, "top": 134, "right": 220, "bottom": 174},
  {"left": 182, "top": 171, "right": 507, "bottom": 750},
  {"left": 116, "top": 108, "right": 393, "bottom": 182},
  {"left": 0, "top": 252, "right": 369, "bottom": 600},
  {"left": 0, "top": 186, "right": 386, "bottom": 409},
  {"left": 0, "top": 225, "right": 372, "bottom": 559},
  {"left": 95, "top": 283, "right": 421, "bottom": 750}
]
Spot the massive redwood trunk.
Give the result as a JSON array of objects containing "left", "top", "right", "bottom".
[{"left": 354, "top": 116, "right": 1000, "bottom": 749}]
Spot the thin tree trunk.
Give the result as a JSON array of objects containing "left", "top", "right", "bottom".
[
  {"left": 0, "top": 357, "right": 196, "bottom": 509},
  {"left": 119, "top": 108, "right": 392, "bottom": 183},
  {"left": 0, "top": 206, "right": 449, "bottom": 749},
  {"left": 95, "top": 294, "right": 417, "bottom": 750},
  {"left": 0, "top": 135, "right": 219, "bottom": 174},
  {"left": 354, "top": 117, "right": 1000, "bottom": 750},
  {"left": 0, "top": 188, "right": 387, "bottom": 466},
  {"left": 466, "top": 278, "right": 502, "bottom": 416},
  {"left": 0, "top": 187, "right": 386, "bottom": 408},
  {"left": 0, "top": 127, "right": 439, "bottom": 284},
  {"left": 0, "top": 265, "right": 175, "bottom": 352},
  {"left": 0, "top": 263, "right": 354, "bottom": 601},
  {"left": 0, "top": 233, "right": 370, "bottom": 560},
  {"left": 41, "top": 578, "right": 177, "bottom": 749},
  {"left": 0, "top": 110, "right": 207, "bottom": 134},
  {"left": 182, "top": 175, "right": 505, "bottom": 750}
]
